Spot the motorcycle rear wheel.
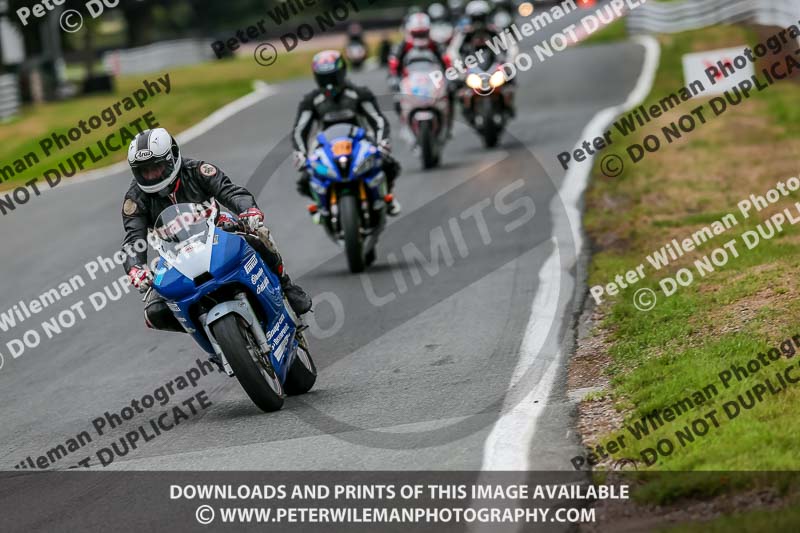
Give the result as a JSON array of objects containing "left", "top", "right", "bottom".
[
  {"left": 284, "top": 332, "right": 317, "bottom": 395},
  {"left": 340, "top": 194, "right": 366, "bottom": 273},
  {"left": 211, "top": 315, "right": 284, "bottom": 412}
]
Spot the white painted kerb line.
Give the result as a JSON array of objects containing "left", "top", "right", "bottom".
[{"left": 481, "top": 35, "right": 661, "bottom": 472}]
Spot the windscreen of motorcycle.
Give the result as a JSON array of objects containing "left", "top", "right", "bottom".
[
  {"left": 401, "top": 71, "right": 442, "bottom": 106},
  {"left": 320, "top": 123, "right": 361, "bottom": 144},
  {"left": 153, "top": 202, "right": 215, "bottom": 279}
]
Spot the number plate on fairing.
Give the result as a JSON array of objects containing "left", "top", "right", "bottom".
[{"left": 332, "top": 140, "right": 353, "bottom": 156}]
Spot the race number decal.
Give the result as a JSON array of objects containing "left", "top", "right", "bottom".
[{"left": 332, "top": 140, "right": 352, "bottom": 156}]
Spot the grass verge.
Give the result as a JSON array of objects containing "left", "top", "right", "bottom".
[
  {"left": 580, "top": 17, "right": 627, "bottom": 45},
  {"left": 581, "top": 21, "right": 800, "bottom": 504},
  {"left": 0, "top": 34, "right": 390, "bottom": 191}
]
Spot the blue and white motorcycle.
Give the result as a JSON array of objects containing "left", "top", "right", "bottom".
[
  {"left": 149, "top": 201, "right": 317, "bottom": 412},
  {"left": 305, "top": 123, "right": 388, "bottom": 273}
]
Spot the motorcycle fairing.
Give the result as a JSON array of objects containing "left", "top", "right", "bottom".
[
  {"left": 153, "top": 225, "right": 298, "bottom": 383},
  {"left": 308, "top": 125, "right": 385, "bottom": 216}
]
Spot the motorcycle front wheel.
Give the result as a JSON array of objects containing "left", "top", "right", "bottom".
[
  {"left": 339, "top": 194, "right": 366, "bottom": 273},
  {"left": 419, "top": 120, "right": 439, "bottom": 169},
  {"left": 211, "top": 315, "right": 284, "bottom": 412},
  {"left": 478, "top": 96, "right": 501, "bottom": 148}
]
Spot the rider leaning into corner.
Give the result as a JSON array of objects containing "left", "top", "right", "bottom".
[
  {"left": 291, "top": 50, "right": 403, "bottom": 216},
  {"left": 448, "top": 0, "right": 517, "bottom": 117},
  {"left": 120, "top": 128, "right": 313, "bottom": 335}
]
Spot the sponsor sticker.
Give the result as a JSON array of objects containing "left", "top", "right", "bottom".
[
  {"left": 200, "top": 163, "right": 218, "bottom": 177},
  {"left": 134, "top": 149, "right": 153, "bottom": 161},
  {"left": 244, "top": 255, "right": 258, "bottom": 274},
  {"left": 251, "top": 268, "right": 264, "bottom": 285},
  {"left": 272, "top": 331, "right": 290, "bottom": 362},
  {"left": 122, "top": 198, "right": 138, "bottom": 216},
  {"left": 256, "top": 277, "right": 269, "bottom": 295}
]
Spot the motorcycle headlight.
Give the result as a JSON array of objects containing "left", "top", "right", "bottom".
[
  {"left": 466, "top": 73, "right": 483, "bottom": 90},
  {"left": 490, "top": 71, "right": 506, "bottom": 88},
  {"left": 354, "top": 153, "right": 378, "bottom": 175}
]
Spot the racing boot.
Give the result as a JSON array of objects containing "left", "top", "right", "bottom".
[
  {"left": 246, "top": 227, "right": 312, "bottom": 315},
  {"left": 280, "top": 273, "right": 313, "bottom": 315},
  {"left": 385, "top": 194, "right": 402, "bottom": 216},
  {"left": 382, "top": 156, "right": 402, "bottom": 216},
  {"left": 296, "top": 171, "right": 312, "bottom": 199}
]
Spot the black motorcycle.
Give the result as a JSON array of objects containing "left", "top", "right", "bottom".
[{"left": 460, "top": 53, "right": 512, "bottom": 148}]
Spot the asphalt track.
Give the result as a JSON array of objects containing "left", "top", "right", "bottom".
[{"left": 0, "top": 5, "right": 646, "bottom": 472}]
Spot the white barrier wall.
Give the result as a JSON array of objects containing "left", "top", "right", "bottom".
[
  {"left": 627, "top": 0, "right": 800, "bottom": 33},
  {"left": 0, "top": 74, "right": 20, "bottom": 121},
  {"left": 102, "top": 39, "right": 216, "bottom": 76}
]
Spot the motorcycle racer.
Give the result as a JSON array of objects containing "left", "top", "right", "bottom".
[
  {"left": 448, "top": 0, "right": 517, "bottom": 117},
  {"left": 292, "top": 50, "right": 403, "bottom": 216},
  {"left": 120, "top": 128, "right": 312, "bottom": 334},
  {"left": 388, "top": 13, "right": 455, "bottom": 135},
  {"left": 448, "top": 0, "right": 467, "bottom": 27},
  {"left": 389, "top": 13, "right": 450, "bottom": 84}
]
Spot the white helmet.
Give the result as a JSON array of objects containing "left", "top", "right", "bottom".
[
  {"left": 465, "top": 0, "right": 492, "bottom": 25},
  {"left": 428, "top": 3, "right": 447, "bottom": 21},
  {"left": 448, "top": 0, "right": 464, "bottom": 13},
  {"left": 405, "top": 12, "right": 432, "bottom": 48},
  {"left": 127, "top": 128, "right": 182, "bottom": 195}
]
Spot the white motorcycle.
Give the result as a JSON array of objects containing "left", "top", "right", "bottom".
[{"left": 398, "top": 49, "right": 452, "bottom": 169}]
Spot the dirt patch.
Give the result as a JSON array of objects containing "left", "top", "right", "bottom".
[
  {"left": 695, "top": 267, "right": 800, "bottom": 339},
  {"left": 568, "top": 306, "right": 626, "bottom": 469},
  {"left": 584, "top": 484, "right": 791, "bottom": 532}
]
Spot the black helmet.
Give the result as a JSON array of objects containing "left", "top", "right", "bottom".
[
  {"left": 312, "top": 50, "right": 347, "bottom": 98},
  {"left": 465, "top": 0, "right": 492, "bottom": 28}
]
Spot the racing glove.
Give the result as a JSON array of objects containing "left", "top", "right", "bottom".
[
  {"left": 216, "top": 212, "right": 238, "bottom": 231},
  {"left": 292, "top": 150, "right": 307, "bottom": 172},
  {"left": 239, "top": 207, "right": 265, "bottom": 233},
  {"left": 378, "top": 139, "right": 393, "bottom": 156},
  {"left": 128, "top": 265, "right": 153, "bottom": 293}
]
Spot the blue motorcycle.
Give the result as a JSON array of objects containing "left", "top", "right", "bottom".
[
  {"left": 306, "top": 124, "right": 387, "bottom": 273},
  {"left": 150, "top": 202, "right": 317, "bottom": 412}
]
